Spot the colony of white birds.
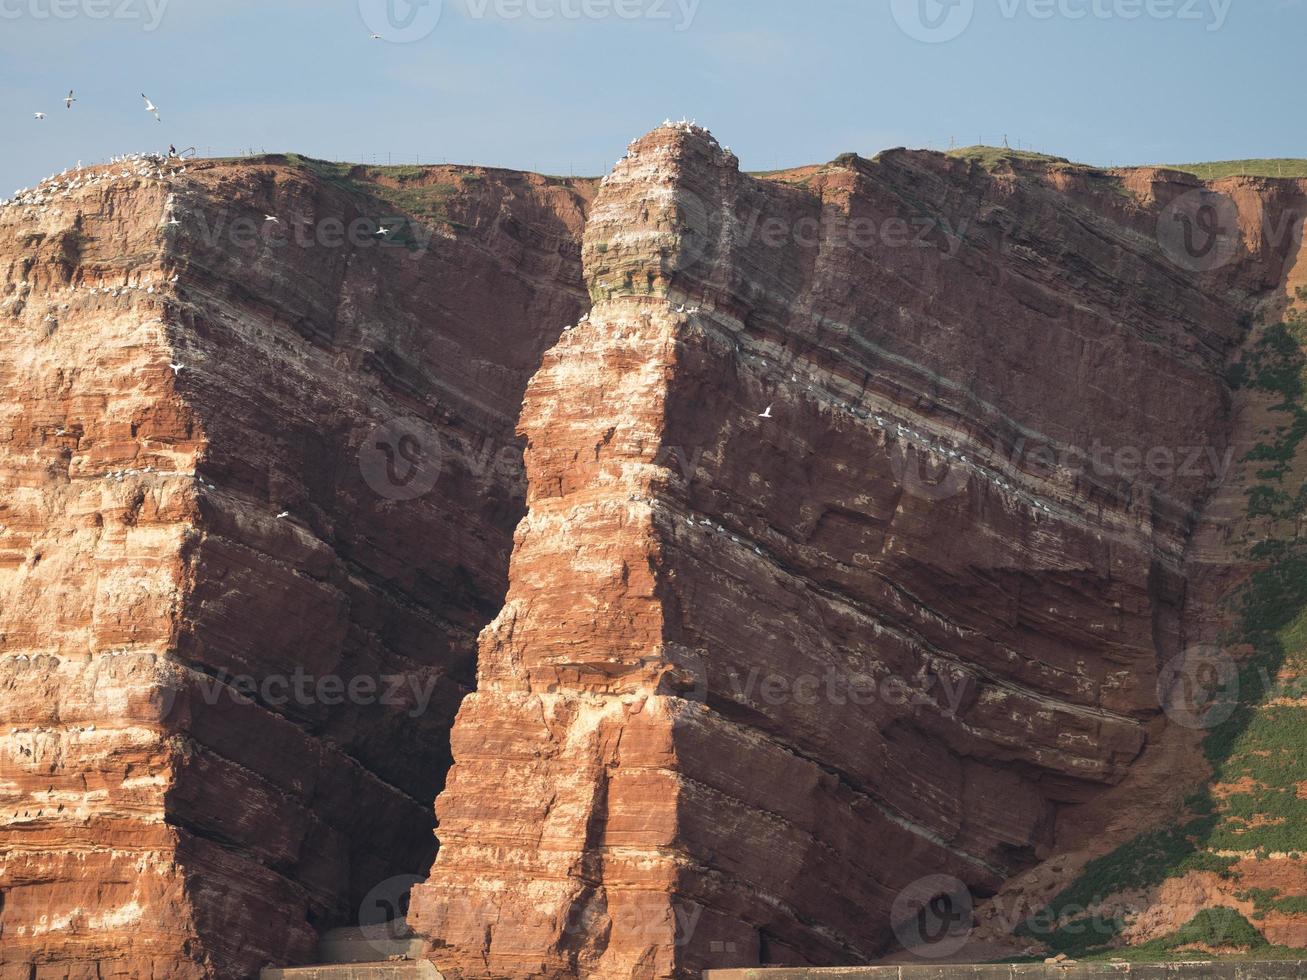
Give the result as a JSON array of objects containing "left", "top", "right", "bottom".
[
  {"left": 601, "top": 118, "right": 737, "bottom": 188},
  {"left": 554, "top": 293, "right": 1059, "bottom": 520},
  {"left": 5, "top": 108, "right": 1061, "bottom": 526},
  {"left": 0, "top": 152, "right": 187, "bottom": 212}
]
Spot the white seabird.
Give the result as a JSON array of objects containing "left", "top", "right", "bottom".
[
  {"left": 141, "top": 93, "right": 161, "bottom": 122},
  {"left": 34, "top": 112, "right": 46, "bottom": 120},
  {"left": 169, "top": 362, "right": 185, "bottom": 375},
  {"left": 65, "top": 90, "right": 75, "bottom": 110},
  {"left": 759, "top": 405, "right": 774, "bottom": 419}
]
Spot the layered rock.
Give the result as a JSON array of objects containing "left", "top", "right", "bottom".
[
  {"left": 410, "top": 126, "right": 1296, "bottom": 976},
  {"left": 0, "top": 157, "right": 593, "bottom": 977},
  {"left": 6, "top": 130, "right": 1305, "bottom": 980}
]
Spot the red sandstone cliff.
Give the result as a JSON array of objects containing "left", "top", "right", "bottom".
[
  {"left": 4, "top": 128, "right": 1307, "bottom": 979},
  {"left": 409, "top": 126, "right": 1307, "bottom": 976},
  {"left": 0, "top": 156, "right": 592, "bottom": 978}
]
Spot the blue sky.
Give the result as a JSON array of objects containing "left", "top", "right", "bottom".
[{"left": 1, "top": 0, "right": 1302, "bottom": 194}]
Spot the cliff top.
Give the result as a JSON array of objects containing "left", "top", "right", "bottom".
[{"left": 1158, "top": 159, "right": 1307, "bottom": 180}]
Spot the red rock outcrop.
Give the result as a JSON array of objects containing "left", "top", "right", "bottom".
[
  {"left": 409, "top": 126, "right": 1304, "bottom": 976},
  {"left": 6, "top": 129, "right": 1306, "bottom": 980},
  {"left": 0, "top": 156, "right": 593, "bottom": 978}
]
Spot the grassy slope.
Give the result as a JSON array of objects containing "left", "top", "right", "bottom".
[
  {"left": 1163, "top": 160, "right": 1307, "bottom": 180},
  {"left": 946, "top": 145, "right": 1081, "bottom": 170}
]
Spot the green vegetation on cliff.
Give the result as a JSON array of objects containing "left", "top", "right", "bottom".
[
  {"left": 946, "top": 145, "right": 1081, "bottom": 171},
  {"left": 1018, "top": 307, "right": 1307, "bottom": 960},
  {"left": 1165, "top": 159, "right": 1307, "bottom": 180}
]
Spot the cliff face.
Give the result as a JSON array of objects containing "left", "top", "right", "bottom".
[
  {"left": 0, "top": 156, "right": 592, "bottom": 977},
  {"left": 4, "top": 129, "right": 1305, "bottom": 980},
  {"left": 408, "top": 126, "right": 1306, "bottom": 976}
]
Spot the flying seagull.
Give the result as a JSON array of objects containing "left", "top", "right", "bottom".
[
  {"left": 65, "top": 90, "right": 75, "bottom": 110},
  {"left": 276, "top": 511, "right": 290, "bottom": 519},
  {"left": 141, "top": 93, "right": 161, "bottom": 122},
  {"left": 759, "top": 405, "right": 774, "bottom": 419},
  {"left": 34, "top": 112, "right": 45, "bottom": 120},
  {"left": 264, "top": 214, "right": 279, "bottom": 223},
  {"left": 370, "top": 32, "right": 383, "bottom": 39},
  {"left": 169, "top": 362, "right": 185, "bottom": 375},
  {"left": 374, "top": 226, "right": 390, "bottom": 238}
]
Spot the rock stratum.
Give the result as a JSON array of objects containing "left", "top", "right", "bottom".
[
  {"left": 0, "top": 155, "right": 592, "bottom": 977},
  {"left": 3, "top": 127, "right": 1307, "bottom": 979}
]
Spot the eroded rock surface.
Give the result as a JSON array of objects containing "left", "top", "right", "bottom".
[
  {"left": 0, "top": 156, "right": 593, "bottom": 978},
  {"left": 5, "top": 130, "right": 1306, "bottom": 980},
  {"left": 410, "top": 126, "right": 1304, "bottom": 977}
]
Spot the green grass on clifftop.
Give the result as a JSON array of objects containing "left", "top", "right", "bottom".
[
  {"left": 1163, "top": 159, "right": 1307, "bottom": 180},
  {"left": 1014, "top": 303, "right": 1307, "bottom": 962},
  {"left": 946, "top": 145, "right": 1081, "bottom": 170}
]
